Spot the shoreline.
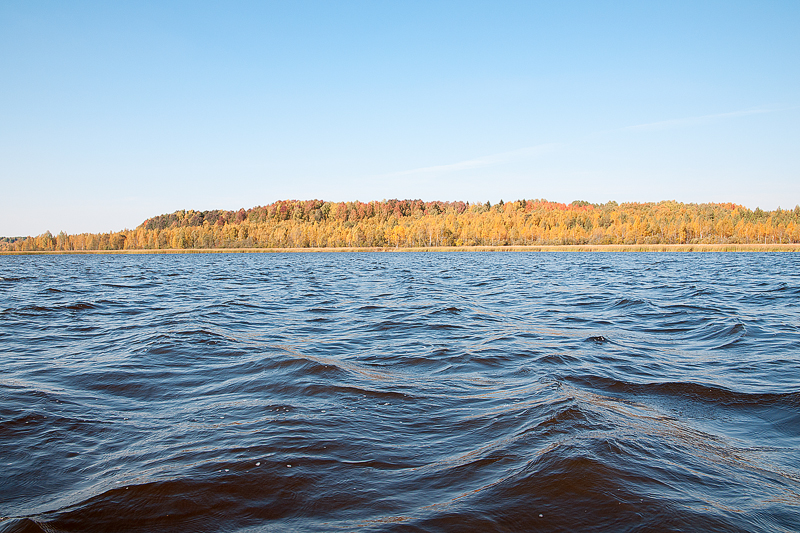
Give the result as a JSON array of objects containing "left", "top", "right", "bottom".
[{"left": 3, "top": 243, "right": 800, "bottom": 254}]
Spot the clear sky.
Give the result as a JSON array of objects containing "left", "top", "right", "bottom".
[{"left": 1, "top": 1, "right": 799, "bottom": 236}]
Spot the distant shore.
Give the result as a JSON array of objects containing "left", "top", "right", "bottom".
[
  {"left": 6, "top": 200, "right": 800, "bottom": 253},
  {"left": 3, "top": 244, "right": 800, "bottom": 254}
]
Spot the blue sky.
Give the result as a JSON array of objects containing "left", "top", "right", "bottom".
[{"left": 1, "top": 1, "right": 799, "bottom": 235}]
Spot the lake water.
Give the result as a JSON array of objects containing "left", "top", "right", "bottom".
[{"left": 1, "top": 252, "right": 799, "bottom": 532}]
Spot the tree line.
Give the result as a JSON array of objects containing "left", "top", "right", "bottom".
[{"left": 4, "top": 199, "right": 800, "bottom": 251}]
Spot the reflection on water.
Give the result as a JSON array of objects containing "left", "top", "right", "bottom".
[{"left": 1, "top": 252, "right": 799, "bottom": 532}]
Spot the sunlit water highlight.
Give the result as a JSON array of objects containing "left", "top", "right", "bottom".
[{"left": 1, "top": 252, "right": 799, "bottom": 532}]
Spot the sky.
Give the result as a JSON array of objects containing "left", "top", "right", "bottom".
[{"left": 1, "top": 1, "right": 799, "bottom": 236}]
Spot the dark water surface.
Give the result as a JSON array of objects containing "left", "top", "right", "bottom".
[{"left": 1, "top": 253, "right": 799, "bottom": 532}]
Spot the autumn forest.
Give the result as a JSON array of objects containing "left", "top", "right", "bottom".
[{"left": 4, "top": 199, "right": 800, "bottom": 252}]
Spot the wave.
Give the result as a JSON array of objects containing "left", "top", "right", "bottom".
[
  {"left": 567, "top": 375, "right": 800, "bottom": 407},
  {"left": 2, "top": 252, "right": 799, "bottom": 532}
]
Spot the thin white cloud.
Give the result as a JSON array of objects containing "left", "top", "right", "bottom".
[
  {"left": 618, "top": 106, "right": 794, "bottom": 133},
  {"left": 375, "top": 104, "right": 796, "bottom": 183},
  {"left": 385, "top": 143, "right": 561, "bottom": 178}
]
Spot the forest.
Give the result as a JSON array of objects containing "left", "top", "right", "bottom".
[{"left": 4, "top": 199, "right": 800, "bottom": 252}]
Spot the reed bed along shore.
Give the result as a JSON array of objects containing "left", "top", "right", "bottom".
[{"left": 3, "top": 244, "right": 800, "bottom": 254}]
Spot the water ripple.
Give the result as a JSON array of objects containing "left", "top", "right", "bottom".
[{"left": 1, "top": 252, "right": 799, "bottom": 532}]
